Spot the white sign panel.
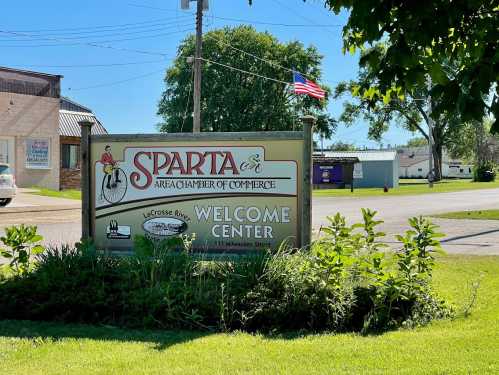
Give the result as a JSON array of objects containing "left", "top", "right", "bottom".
[
  {"left": 95, "top": 145, "right": 297, "bottom": 208},
  {"left": 353, "top": 162, "right": 363, "bottom": 179},
  {"left": 25, "top": 138, "right": 50, "bottom": 169},
  {"left": 91, "top": 141, "right": 303, "bottom": 253}
]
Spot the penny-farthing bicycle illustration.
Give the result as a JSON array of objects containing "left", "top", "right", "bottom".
[{"left": 100, "top": 164, "right": 128, "bottom": 204}]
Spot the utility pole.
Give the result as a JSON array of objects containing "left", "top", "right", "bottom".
[
  {"left": 181, "top": 0, "right": 207, "bottom": 133},
  {"left": 193, "top": 0, "right": 204, "bottom": 133}
]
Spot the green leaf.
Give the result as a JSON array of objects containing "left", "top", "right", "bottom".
[
  {"left": 0, "top": 250, "right": 12, "bottom": 258},
  {"left": 29, "top": 235, "right": 43, "bottom": 243},
  {"left": 31, "top": 245, "right": 45, "bottom": 255}
]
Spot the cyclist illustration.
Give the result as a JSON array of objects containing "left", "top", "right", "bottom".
[
  {"left": 240, "top": 154, "right": 262, "bottom": 174},
  {"left": 100, "top": 145, "right": 128, "bottom": 204},
  {"left": 101, "top": 145, "right": 121, "bottom": 189}
]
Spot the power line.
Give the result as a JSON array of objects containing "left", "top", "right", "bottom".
[
  {"left": 67, "top": 67, "right": 166, "bottom": 91},
  {"left": 0, "top": 28, "right": 195, "bottom": 48},
  {"left": 204, "top": 33, "right": 312, "bottom": 81},
  {"left": 127, "top": 3, "right": 343, "bottom": 27},
  {"left": 269, "top": 0, "right": 340, "bottom": 36},
  {"left": 126, "top": 3, "right": 337, "bottom": 87},
  {"left": 0, "top": 29, "right": 194, "bottom": 55},
  {"left": 204, "top": 33, "right": 341, "bottom": 88},
  {"left": 0, "top": 21, "right": 195, "bottom": 42},
  {"left": 7, "top": 59, "right": 169, "bottom": 69},
  {"left": 7, "top": 15, "right": 192, "bottom": 33},
  {"left": 199, "top": 57, "right": 290, "bottom": 85}
]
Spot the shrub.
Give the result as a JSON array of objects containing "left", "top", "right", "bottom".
[
  {"left": 0, "top": 212, "right": 452, "bottom": 333},
  {"left": 0, "top": 224, "right": 44, "bottom": 276},
  {"left": 473, "top": 161, "right": 496, "bottom": 182}
]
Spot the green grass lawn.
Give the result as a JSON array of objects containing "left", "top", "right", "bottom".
[
  {"left": 29, "top": 187, "right": 81, "bottom": 200},
  {"left": 433, "top": 209, "right": 499, "bottom": 220},
  {"left": 314, "top": 178, "right": 499, "bottom": 197},
  {"left": 1, "top": 255, "right": 498, "bottom": 374}
]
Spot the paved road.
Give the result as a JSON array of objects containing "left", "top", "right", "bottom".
[
  {"left": 0, "top": 189, "right": 81, "bottom": 250},
  {"left": 314, "top": 188, "right": 499, "bottom": 255},
  {"left": 1, "top": 188, "right": 499, "bottom": 256}
]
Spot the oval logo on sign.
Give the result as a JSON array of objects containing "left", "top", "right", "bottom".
[{"left": 142, "top": 217, "right": 188, "bottom": 237}]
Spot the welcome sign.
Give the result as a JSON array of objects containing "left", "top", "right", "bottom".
[{"left": 87, "top": 132, "right": 310, "bottom": 253}]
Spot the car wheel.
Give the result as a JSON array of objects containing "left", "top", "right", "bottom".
[{"left": 0, "top": 198, "right": 12, "bottom": 207}]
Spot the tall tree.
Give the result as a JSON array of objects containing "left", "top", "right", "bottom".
[
  {"left": 334, "top": 46, "right": 467, "bottom": 181},
  {"left": 447, "top": 117, "right": 499, "bottom": 164},
  {"left": 249, "top": 1, "right": 498, "bottom": 131},
  {"left": 158, "top": 26, "right": 335, "bottom": 136},
  {"left": 325, "top": 0, "right": 499, "bottom": 132}
]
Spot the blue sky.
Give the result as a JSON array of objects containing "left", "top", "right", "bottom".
[{"left": 1, "top": 0, "right": 416, "bottom": 148}]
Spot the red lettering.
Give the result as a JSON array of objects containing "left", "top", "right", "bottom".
[
  {"left": 186, "top": 152, "right": 205, "bottom": 175},
  {"left": 204, "top": 151, "right": 224, "bottom": 174},
  {"left": 167, "top": 151, "right": 187, "bottom": 174},
  {"left": 219, "top": 152, "right": 240, "bottom": 175},
  {"left": 153, "top": 152, "right": 170, "bottom": 175},
  {"left": 130, "top": 152, "right": 153, "bottom": 190}
]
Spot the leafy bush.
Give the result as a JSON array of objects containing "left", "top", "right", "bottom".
[
  {"left": 473, "top": 162, "right": 496, "bottom": 182},
  {"left": 0, "top": 212, "right": 452, "bottom": 333},
  {"left": 0, "top": 224, "right": 44, "bottom": 276}
]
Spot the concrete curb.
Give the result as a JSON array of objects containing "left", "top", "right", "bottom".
[{"left": 0, "top": 205, "right": 81, "bottom": 215}]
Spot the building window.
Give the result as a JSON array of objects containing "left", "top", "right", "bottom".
[
  {"left": 62, "top": 144, "right": 79, "bottom": 169},
  {"left": 418, "top": 168, "right": 423, "bottom": 172}
]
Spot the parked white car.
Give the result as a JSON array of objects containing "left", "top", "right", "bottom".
[{"left": 0, "top": 163, "right": 16, "bottom": 207}]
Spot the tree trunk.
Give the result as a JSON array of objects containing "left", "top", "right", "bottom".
[
  {"left": 431, "top": 121, "right": 444, "bottom": 182},
  {"left": 432, "top": 143, "right": 443, "bottom": 181},
  {"left": 475, "top": 120, "right": 490, "bottom": 165}
]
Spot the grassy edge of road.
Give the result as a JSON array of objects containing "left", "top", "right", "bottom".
[
  {"left": 26, "top": 180, "right": 499, "bottom": 200},
  {"left": 314, "top": 179, "right": 499, "bottom": 197},
  {"left": 29, "top": 187, "right": 81, "bottom": 201},
  {"left": 433, "top": 209, "right": 499, "bottom": 220},
  {"left": 0, "top": 255, "right": 498, "bottom": 374}
]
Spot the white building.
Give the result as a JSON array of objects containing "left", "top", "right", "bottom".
[{"left": 398, "top": 147, "right": 473, "bottom": 179}]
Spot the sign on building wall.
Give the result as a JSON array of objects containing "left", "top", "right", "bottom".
[
  {"left": 87, "top": 133, "right": 309, "bottom": 253},
  {"left": 353, "top": 162, "right": 363, "bottom": 179},
  {"left": 25, "top": 138, "right": 50, "bottom": 169},
  {"left": 312, "top": 164, "right": 342, "bottom": 184}
]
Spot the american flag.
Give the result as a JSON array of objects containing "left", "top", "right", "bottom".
[{"left": 293, "top": 72, "right": 326, "bottom": 99}]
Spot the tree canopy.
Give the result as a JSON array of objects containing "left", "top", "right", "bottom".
[
  {"left": 328, "top": 141, "right": 358, "bottom": 151},
  {"left": 158, "top": 25, "right": 335, "bottom": 136},
  {"left": 334, "top": 45, "right": 468, "bottom": 180},
  {"left": 250, "top": 1, "right": 498, "bottom": 131},
  {"left": 405, "top": 138, "right": 428, "bottom": 148}
]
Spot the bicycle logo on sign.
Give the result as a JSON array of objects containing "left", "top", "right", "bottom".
[
  {"left": 239, "top": 154, "right": 262, "bottom": 174},
  {"left": 99, "top": 145, "right": 128, "bottom": 205}
]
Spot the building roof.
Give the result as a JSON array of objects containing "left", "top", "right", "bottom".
[
  {"left": 399, "top": 156, "right": 429, "bottom": 168},
  {"left": 58, "top": 97, "right": 107, "bottom": 137},
  {"left": 0, "top": 66, "right": 62, "bottom": 98},
  {"left": 0, "top": 66, "right": 63, "bottom": 79},
  {"left": 59, "top": 110, "right": 107, "bottom": 137},
  {"left": 313, "top": 155, "right": 360, "bottom": 164},
  {"left": 322, "top": 151, "right": 398, "bottom": 162},
  {"left": 60, "top": 97, "right": 92, "bottom": 113}
]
